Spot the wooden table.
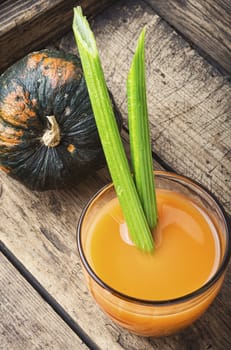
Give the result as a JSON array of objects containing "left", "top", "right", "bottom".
[{"left": 1, "top": 1, "right": 231, "bottom": 349}]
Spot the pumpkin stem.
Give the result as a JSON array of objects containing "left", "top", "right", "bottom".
[{"left": 42, "top": 116, "right": 61, "bottom": 147}]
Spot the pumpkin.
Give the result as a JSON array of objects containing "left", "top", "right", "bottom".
[{"left": 0, "top": 49, "right": 122, "bottom": 190}]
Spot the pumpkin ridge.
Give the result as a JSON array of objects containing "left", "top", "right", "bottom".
[
  {"left": 26, "top": 52, "right": 49, "bottom": 71},
  {"left": 0, "top": 85, "right": 38, "bottom": 129}
]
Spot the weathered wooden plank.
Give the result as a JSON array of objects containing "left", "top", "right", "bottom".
[
  {"left": 0, "top": 0, "right": 115, "bottom": 74},
  {"left": 0, "top": 140, "right": 230, "bottom": 350},
  {"left": 0, "top": 253, "right": 89, "bottom": 350},
  {"left": 145, "top": 0, "right": 231, "bottom": 74},
  {"left": 0, "top": 1, "right": 231, "bottom": 349},
  {"left": 0, "top": 134, "right": 166, "bottom": 350},
  {"left": 58, "top": 0, "right": 231, "bottom": 217}
]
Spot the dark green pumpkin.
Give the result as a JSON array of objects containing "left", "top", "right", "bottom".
[{"left": 0, "top": 49, "right": 122, "bottom": 190}]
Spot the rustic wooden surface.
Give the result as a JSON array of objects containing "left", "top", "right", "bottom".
[
  {"left": 59, "top": 0, "right": 231, "bottom": 217},
  {"left": 1, "top": 143, "right": 230, "bottom": 350},
  {"left": 145, "top": 0, "right": 231, "bottom": 74},
  {"left": 0, "top": 0, "right": 115, "bottom": 74},
  {"left": 0, "top": 0, "right": 231, "bottom": 349},
  {"left": 0, "top": 253, "right": 88, "bottom": 350}
]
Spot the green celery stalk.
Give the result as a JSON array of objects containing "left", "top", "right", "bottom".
[
  {"left": 127, "top": 28, "right": 158, "bottom": 229},
  {"left": 73, "top": 7, "right": 154, "bottom": 252}
]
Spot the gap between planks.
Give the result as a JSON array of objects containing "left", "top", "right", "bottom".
[{"left": 0, "top": 241, "right": 99, "bottom": 350}]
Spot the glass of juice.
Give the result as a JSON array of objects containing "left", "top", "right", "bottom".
[{"left": 77, "top": 171, "right": 230, "bottom": 337}]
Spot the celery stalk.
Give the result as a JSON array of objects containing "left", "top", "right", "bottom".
[
  {"left": 127, "top": 28, "right": 158, "bottom": 229},
  {"left": 73, "top": 7, "right": 154, "bottom": 252}
]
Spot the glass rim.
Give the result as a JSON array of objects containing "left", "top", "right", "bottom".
[{"left": 77, "top": 170, "right": 231, "bottom": 306}]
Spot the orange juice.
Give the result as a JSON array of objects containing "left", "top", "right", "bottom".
[
  {"left": 86, "top": 189, "right": 220, "bottom": 301},
  {"left": 78, "top": 172, "right": 230, "bottom": 336}
]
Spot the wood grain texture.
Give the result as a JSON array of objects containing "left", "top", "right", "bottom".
[
  {"left": 0, "top": 135, "right": 165, "bottom": 350},
  {"left": 1, "top": 169, "right": 231, "bottom": 350},
  {"left": 59, "top": 0, "right": 229, "bottom": 217},
  {"left": 0, "top": 0, "right": 115, "bottom": 74},
  {"left": 0, "top": 0, "right": 231, "bottom": 349},
  {"left": 0, "top": 140, "right": 230, "bottom": 348},
  {"left": 58, "top": 0, "right": 231, "bottom": 217},
  {"left": 0, "top": 253, "right": 89, "bottom": 350},
  {"left": 145, "top": 0, "right": 231, "bottom": 74}
]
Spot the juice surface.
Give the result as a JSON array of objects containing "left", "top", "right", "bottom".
[{"left": 87, "top": 189, "right": 220, "bottom": 300}]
